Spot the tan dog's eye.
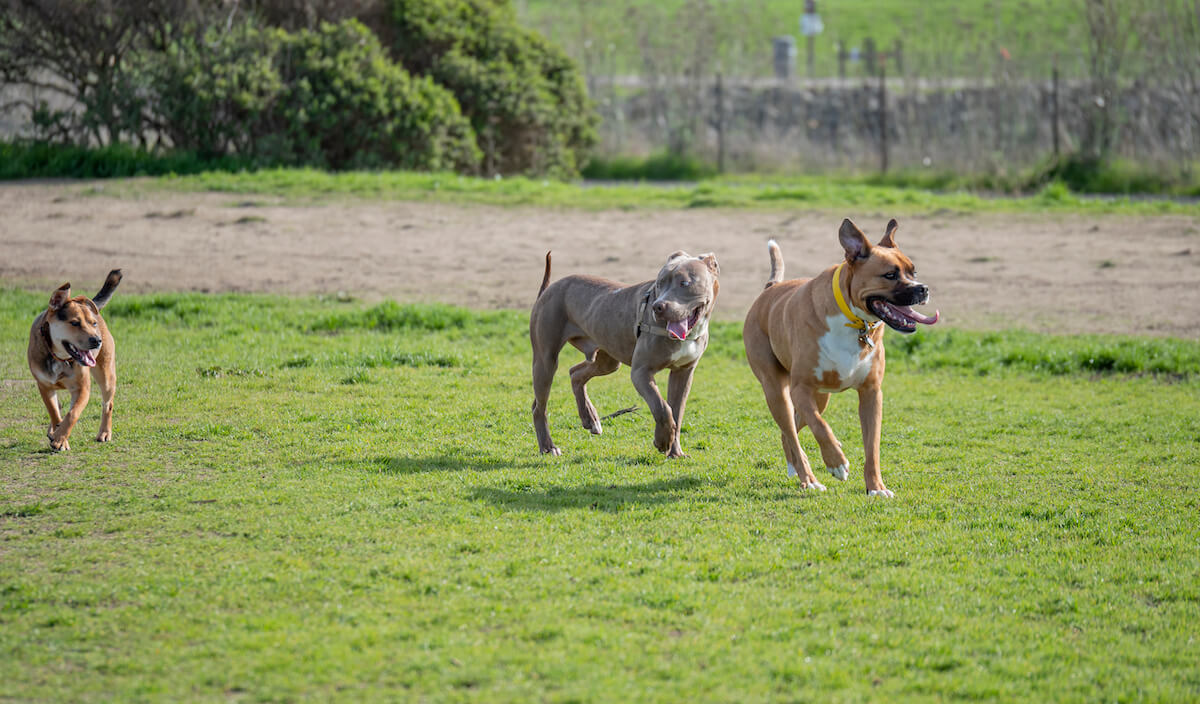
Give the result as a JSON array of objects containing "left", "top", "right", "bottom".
[
  {"left": 71, "top": 321, "right": 81, "bottom": 327},
  {"left": 882, "top": 270, "right": 899, "bottom": 280}
]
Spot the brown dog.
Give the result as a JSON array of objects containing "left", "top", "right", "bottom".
[
  {"left": 27, "top": 270, "right": 123, "bottom": 451},
  {"left": 743, "top": 220, "right": 937, "bottom": 497},
  {"left": 530, "top": 251, "right": 720, "bottom": 458}
]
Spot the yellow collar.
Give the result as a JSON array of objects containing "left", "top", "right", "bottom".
[{"left": 832, "top": 262, "right": 882, "bottom": 336}]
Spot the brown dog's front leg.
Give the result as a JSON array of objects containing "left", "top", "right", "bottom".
[
  {"left": 49, "top": 381, "right": 90, "bottom": 452},
  {"left": 857, "top": 384, "right": 892, "bottom": 497},
  {"left": 630, "top": 365, "right": 676, "bottom": 455},
  {"left": 665, "top": 365, "right": 696, "bottom": 458}
]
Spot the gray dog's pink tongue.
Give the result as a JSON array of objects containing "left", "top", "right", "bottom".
[{"left": 667, "top": 320, "right": 690, "bottom": 340}]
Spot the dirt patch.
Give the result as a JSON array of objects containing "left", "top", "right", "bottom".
[{"left": 2, "top": 181, "right": 1198, "bottom": 337}]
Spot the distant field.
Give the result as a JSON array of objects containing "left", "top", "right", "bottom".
[
  {"left": 519, "top": 0, "right": 1086, "bottom": 77},
  {"left": 1, "top": 290, "right": 1198, "bottom": 701}
]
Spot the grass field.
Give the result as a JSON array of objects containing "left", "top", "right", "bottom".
[
  {"left": 2, "top": 289, "right": 1198, "bottom": 701},
  {"left": 134, "top": 168, "right": 1198, "bottom": 216},
  {"left": 521, "top": 0, "right": 1084, "bottom": 77}
]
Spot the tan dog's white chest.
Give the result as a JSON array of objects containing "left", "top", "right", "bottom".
[
  {"left": 33, "top": 357, "right": 74, "bottom": 387},
  {"left": 813, "top": 314, "right": 875, "bottom": 392}
]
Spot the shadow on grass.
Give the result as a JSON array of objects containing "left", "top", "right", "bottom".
[
  {"left": 350, "top": 450, "right": 554, "bottom": 475},
  {"left": 470, "top": 476, "right": 719, "bottom": 513}
]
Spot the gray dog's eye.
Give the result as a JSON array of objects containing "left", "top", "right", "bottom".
[{"left": 680, "top": 280, "right": 691, "bottom": 287}]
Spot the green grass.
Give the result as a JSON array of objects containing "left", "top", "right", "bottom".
[
  {"left": 125, "top": 168, "right": 1196, "bottom": 215},
  {"left": 522, "top": 0, "right": 1086, "bottom": 78},
  {"left": 1, "top": 289, "right": 1198, "bottom": 701}
]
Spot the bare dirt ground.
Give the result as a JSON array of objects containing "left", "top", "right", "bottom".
[{"left": 1, "top": 181, "right": 1198, "bottom": 337}]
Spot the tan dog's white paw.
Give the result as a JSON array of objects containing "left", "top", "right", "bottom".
[
  {"left": 868, "top": 488, "right": 895, "bottom": 498},
  {"left": 800, "top": 480, "right": 827, "bottom": 491},
  {"left": 829, "top": 464, "right": 849, "bottom": 481}
]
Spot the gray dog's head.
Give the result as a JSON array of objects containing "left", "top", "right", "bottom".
[{"left": 650, "top": 251, "right": 720, "bottom": 340}]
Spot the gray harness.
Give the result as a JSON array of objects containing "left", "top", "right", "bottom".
[{"left": 634, "top": 288, "right": 705, "bottom": 341}]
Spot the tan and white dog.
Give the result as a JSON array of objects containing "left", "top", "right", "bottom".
[
  {"left": 27, "top": 270, "right": 123, "bottom": 451},
  {"left": 530, "top": 251, "right": 720, "bottom": 458},
  {"left": 743, "top": 220, "right": 937, "bottom": 496}
]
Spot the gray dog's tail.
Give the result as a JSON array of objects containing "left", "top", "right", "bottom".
[
  {"left": 537, "top": 252, "right": 552, "bottom": 299},
  {"left": 764, "top": 240, "right": 784, "bottom": 289},
  {"left": 92, "top": 269, "right": 123, "bottom": 309}
]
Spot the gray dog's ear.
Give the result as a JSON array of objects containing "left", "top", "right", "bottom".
[
  {"left": 698, "top": 252, "right": 720, "bottom": 276},
  {"left": 878, "top": 218, "right": 899, "bottom": 248},
  {"left": 839, "top": 219, "right": 870, "bottom": 262},
  {"left": 48, "top": 282, "right": 71, "bottom": 309},
  {"left": 664, "top": 250, "right": 690, "bottom": 265}
]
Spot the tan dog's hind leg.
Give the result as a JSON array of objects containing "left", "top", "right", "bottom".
[
  {"left": 757, "top": 374, "right": 823, "bottom": 490},
  {"left": 49, "top": 377, "right": 90, "bottom": 452},
  {"left": 630, "top": 366, "right": 677, "bottom": 456},
  {"left": 665, "top": 365, "right": 696, "bottom": 458},
  {"left": 92, "top": 365, "right": 115, "bottom": 442},
  {"left": 857, "top": 385, "right": 892, "bottom": 497},
  {"left": 790, "top": 382, "right": 851, "bottom": 482},
  {"left": 38, "top": 384, "right": 63, "bottom": 440},
  {"left": 569, "top": 345, "right": 620, "bottom": 435}
]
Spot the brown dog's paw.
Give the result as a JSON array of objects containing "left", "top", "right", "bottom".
[
  {"left": 49, "top": 437, "right": 70, "bottom": 452},
  {"left": 96, "top": 431, "right": 111, "bottom": 443}
]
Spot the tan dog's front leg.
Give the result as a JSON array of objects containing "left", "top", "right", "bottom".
[
  {"left": 93, "top": 366, "right": 116, "bottom": 442},
  {"left": 665, "top": 365, "right": 696, "bottom": 458},
  {"left": 791, "top": 383, "right": 850, "bottom": 481},
  {"left": 38, "top": 384, "right": 63, "bottom": 440},
  {"left": 630, "top": 366, "right": 676, "bottom": 455},
  {"left": 49, "top": 380, "right": 90, "bottom": 452},
  {"left": 857, "top": 385, "right": 892, "bottom": 497}
]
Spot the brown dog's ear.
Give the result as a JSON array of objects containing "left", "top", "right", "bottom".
[
  {"left": 839, "top": 219, "right": 870, "bottom": 262},
  {"left": 698, "top": 252, "right": 720, "bottom": 276},
  {"left": 49, "top": 283, "right": 71, "bottom": 309},
  {"left": 879, "top": 218, "right": 899, "bottom": 248},
  {"left": 82, "top": 299, "right": 100, "bottom": 315}
]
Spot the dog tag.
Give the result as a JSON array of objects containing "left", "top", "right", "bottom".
[{"left": 860, "top": 332, "right": 875, "bottom": 349}]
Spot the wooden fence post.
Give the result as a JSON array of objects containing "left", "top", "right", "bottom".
[{"left": 879, "top": 60, "right": 888, "bottom": 173}]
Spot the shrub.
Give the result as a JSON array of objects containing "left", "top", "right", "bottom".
[
  {"left": 149, "top": 19, "right": 480, "bottom": 171},
  {"left": 387, "top": 0, "right": 597, "bottom": 178}
]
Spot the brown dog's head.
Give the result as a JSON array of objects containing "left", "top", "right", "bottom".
[
  {"left": 839, "top": 218, "right": 938, "bottom": 334},
  {"left": 651, "top": 251, "right": 720, "bottom": 340},
  {"left": 44, "top": 283, "right": 104, "bottom": 367}
]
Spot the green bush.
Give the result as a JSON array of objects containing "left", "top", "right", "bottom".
[
  {"left": 388, "top": 0, "right": 597, "bottom": 178},
  {"left": 581, "top": 153, "right": 718, "bottom": 181},
  {"left": 150, "top": 19, "right": 480, "bottom": 171}
]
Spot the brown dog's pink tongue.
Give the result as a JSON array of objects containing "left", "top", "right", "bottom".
[
  {"left": 80, "top": 350, "right": 97, "bottom": 367},
  {"left": 667, "top": 320, "right": 690, "bottom": 340}
]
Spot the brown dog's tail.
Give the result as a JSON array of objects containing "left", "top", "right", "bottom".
[
  {"left": 537, "top": 252, "right": 552, "bottom": 299},
  {"left": 92, "top": 269, "right": 123, "bottom": 309},
  {"left": 764, "top": 240, "right": 784, "bottom": 289}
]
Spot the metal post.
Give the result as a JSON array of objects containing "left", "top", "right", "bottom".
[
  {"left": 1051, "top": 58, "right": 1061, "bottom": 159},
  {"left": 715, "top": 73, "right": 726, "bottom": 173},
  {"left": 879, "top": 61, "right": 888, "bottom": 173}
]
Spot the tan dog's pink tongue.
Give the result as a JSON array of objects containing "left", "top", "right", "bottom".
[
  {"left": 667, "top": 320, "right": 690, "bottom": 340},
  {"left": 80, "top": 350, "right": 97, "bottom": 367}
]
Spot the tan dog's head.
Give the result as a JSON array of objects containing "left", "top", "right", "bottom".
[
  {"left": 839, "top": 218, "right": 938, "bottom": 334},
  {"left": 43, "top": 283, "right": 104, "bottom": 367},
  {"left": 651, "top": 251, "right": 720, "bottom": 340}
]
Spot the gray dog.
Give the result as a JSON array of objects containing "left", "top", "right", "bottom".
[{"left": 530, "top": 250, "right": 720, "bottom": 458}]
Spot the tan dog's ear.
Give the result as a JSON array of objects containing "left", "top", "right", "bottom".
[
  {"left": 879, "top": 218, "right": 899, "bottom": 248},
  {"left": 698, "top": 252, "right": 720, "bottom": 276},
  {"left": 49, "top": 283, "right": 71, "bottom": 309},
  {"left": 82, "top": 299, "right": 100, "bottom": 315},
  {"left": 839, "top": 219, "right": 870, "bottom": 262}
]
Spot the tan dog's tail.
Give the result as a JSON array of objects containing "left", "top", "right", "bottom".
[
  {"left": 92, "top": 269, "right": 123, "bottom": 309},
  {"left": 764, "top": 240, "right": 784, "bottom": 288},
  {"left": 537, "top": 252, "right": 552, "bottom": 299}
]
